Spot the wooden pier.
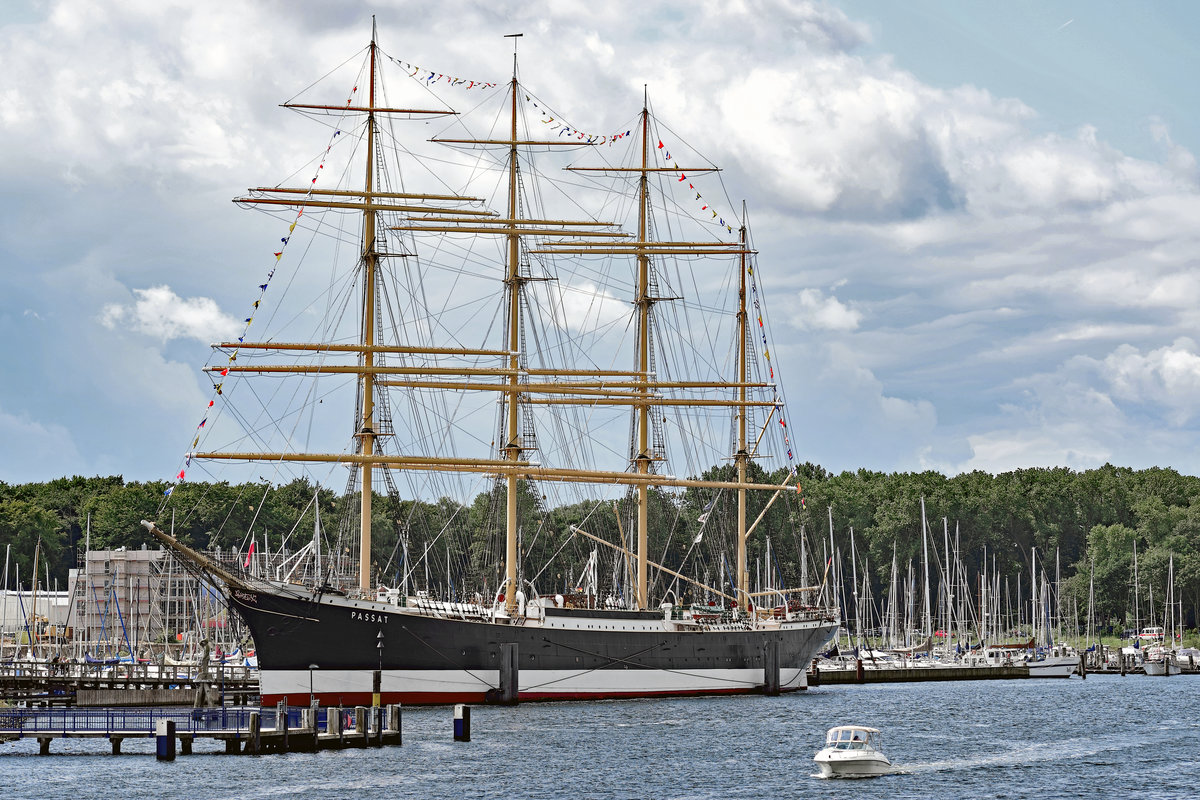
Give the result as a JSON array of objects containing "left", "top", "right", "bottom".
[
  {"left": 0, "top": 660, "right": 258, "bottom": 706},
  {"left": 811, "top": 663, "right": 1030, "bottom": 685},
  {"left": 0, "top": 703, "right": 401, "bottom": 755}
]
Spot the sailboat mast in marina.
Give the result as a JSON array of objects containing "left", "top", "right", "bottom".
[{"left": 141, "top": 26, "right": 837, "bottom": 704}]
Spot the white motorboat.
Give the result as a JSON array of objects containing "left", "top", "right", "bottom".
[{"left": 814, "top": 726, "right": 893, "bottom": 778}]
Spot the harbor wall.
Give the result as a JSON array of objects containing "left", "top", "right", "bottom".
[{"left": 816, "top": 665, "right": 1029, "bottom": 684}]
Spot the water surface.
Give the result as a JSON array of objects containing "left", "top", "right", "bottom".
[{"left": 3, "top": 674, "right": 1196, "bottom": 799}]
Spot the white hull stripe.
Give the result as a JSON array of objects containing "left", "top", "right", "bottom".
[{"left": 262, "top": 667, "right": 809, "bottom": 699}]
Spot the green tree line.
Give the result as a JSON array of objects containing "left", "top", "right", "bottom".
[{"left": 1, "top": 464, "right": 1197, "bottom": 629}]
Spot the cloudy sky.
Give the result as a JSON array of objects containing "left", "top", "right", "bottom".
[{"left": 3, "top": 0, "right": 1199, "bottom": 485}]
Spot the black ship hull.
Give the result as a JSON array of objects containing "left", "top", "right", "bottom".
[{"left": 228, "top": 585, "right": 838, "bottom": 705}]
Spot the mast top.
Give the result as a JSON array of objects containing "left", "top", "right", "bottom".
[{"left": 506, "top": 33, "right": 522, "bottom": 74}]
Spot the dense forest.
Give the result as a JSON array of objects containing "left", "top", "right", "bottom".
[{"left": 1, "top": 463, "right": 1197, "bottom": 632}]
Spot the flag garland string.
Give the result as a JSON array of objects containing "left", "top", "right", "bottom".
[
  {"left": 523, "top": 94, "right": 633, "bottom": 145},
  {"left": 655, "top": 137, "right": 735, "bottom": 236},
  {"left": 385, "top": 53, "right": 499, "bottom": 91},
  {"left": 162, "top": 80, "right": 363, "bottom": 502},
  {"left": 747, "top": 260, "right": 798, "bottom": 477}
]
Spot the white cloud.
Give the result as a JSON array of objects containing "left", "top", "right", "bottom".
[
  {"left": 100, "top": 285, "right": 241, "bottom": 344},
  {"left": 556, "top": 281, "right": 629, "bottom": 333},
  {"left": 960, "top": 429, "right": 1113, "bottom": 475},
  {"left": 1096, "top": 338, "right": 1200, "bottom": 424},
  {"left": 785, "top": 341, "right": 939, "bottom": 470},
  {"left": 788, "top": 287, "right": 861, "bottom": 331},
  {"left": 943, "top": 338, "right": 1200, "bottom": 474}
]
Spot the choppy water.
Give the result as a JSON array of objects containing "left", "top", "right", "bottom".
[{"left": 3, "top": 674, "right": 1198, "bottom": 799}]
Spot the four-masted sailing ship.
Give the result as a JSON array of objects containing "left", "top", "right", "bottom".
[{"left": 144, "top": 26, "right": 838, "bottom": 705}]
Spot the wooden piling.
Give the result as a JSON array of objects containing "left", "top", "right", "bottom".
[
  {"left": 387, "top": 704, "right": 402, "bottom": 746},
  {"left": 355, "top": 706, "right": 368, "bottom": 745},
  {"left": 277, "top": 700, "right": 288, "bottom": 752},
  {"left": 332, "top": 705, "right": 344, "bottom": 749},
  {"left": 247, "top": 711, "right": 261, "bottom": 754}
]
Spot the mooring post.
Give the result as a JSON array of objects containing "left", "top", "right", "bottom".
[
  {"left": 855, "top": 657, "right": 865, "bottom": 683},
  {"left": 297, "top": 707, "right": 311, "bottom": 752},
  {"left": 38, "top": 737, "right": 51, "bottom": 756},
  {"left": 155, "top": 719, "right": 176, "bottom": 761},
  {"left": 1079, "top": 654, "right": 1086, "bottom": 680},
  {"left": 111, "top": 737, "right": 123, "bottom": 756},
  {"left": 763, "top": 639, "right": 781, "bottom": 696},
  {"left": 809, "top": 658, "right": 821, "bottom": 687},
  {"left": 333, "top": 705, "right": 345, "bottom": 748},
  {"left": 1120, "top": 652, "right": 1126, "bottom": 676},
  {"left": 355, "top": 706, "right": 368, "bottom": 745},
  {"left": 499, "top": 642, "right": 519, "bottom": 705},
  {"left": 276, "top": 700, "right": 288, "bottom": 752},
  {"left": 453, "top": 704, "right": 471, "bottom": 742},
  {"left": 180, "top": 736, "right": 193, "bottom": 756},
  {"left": 248, "top": 711, "right": 261, "bottom": 755},
  {"left": 387, "top": 703, "right": 402, "bottom": 745}
]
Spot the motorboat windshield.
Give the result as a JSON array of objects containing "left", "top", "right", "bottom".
[{"left": 825, "top": 726, "right": 881, "bottom": 751}]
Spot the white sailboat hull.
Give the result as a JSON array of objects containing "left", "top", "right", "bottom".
[
  {"left": 1143, "top": 659, "right": 1181, "bottom": 676},
  {"left": 1027, "top": 655, "right": 1078, "bottom": 678}
]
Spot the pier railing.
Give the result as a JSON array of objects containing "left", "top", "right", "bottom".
[
  {"left": 0, "top": 705, "right": 325, "bottom": 736},
  {"left": 0, "top": 660, "right": 255, "bottom": 683}
]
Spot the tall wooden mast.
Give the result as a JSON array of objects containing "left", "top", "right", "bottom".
[
  {"left": 226, "top": 26, "right": 467, "bottom": 594},
  {"left": 503, "top": 44, "right": 522, "bottom": 614},
  {"left": 553, "top": 101, "right": 758, "bottom": 610},
  {"left": 736, "top": 216, "right": 750, "bottom": 611},
  {"left": 358, "top": 25, "right": 380, "bottom": 593},
  {"left": 635, "top": 96, "right": 651, "bottom": 610}
]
